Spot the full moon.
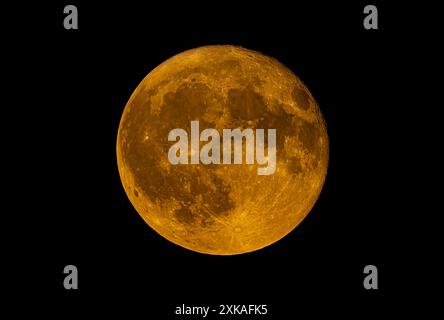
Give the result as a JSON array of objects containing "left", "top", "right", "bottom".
[{"left": 117, "top": 45, "right": 328, "bottom": 255}]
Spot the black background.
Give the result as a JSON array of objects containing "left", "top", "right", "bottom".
[{"left": 38, "top": 0, "right": 434, "bottom": 317}]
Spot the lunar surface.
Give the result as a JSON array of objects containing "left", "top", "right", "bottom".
[{"left": 117, "top": 45, "right": 329, "bottom": 255}]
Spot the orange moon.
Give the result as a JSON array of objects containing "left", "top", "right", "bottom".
[{"left": 117, "top": 45, "right": 328, "bottom": 255}]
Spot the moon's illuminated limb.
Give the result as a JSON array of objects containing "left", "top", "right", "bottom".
[{"left": 117, "top": 45, "right": 329, "bottom": 255}]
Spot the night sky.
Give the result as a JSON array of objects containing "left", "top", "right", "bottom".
[{"left": 27, "top": 0, "right": 435, "bottom": 317}]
